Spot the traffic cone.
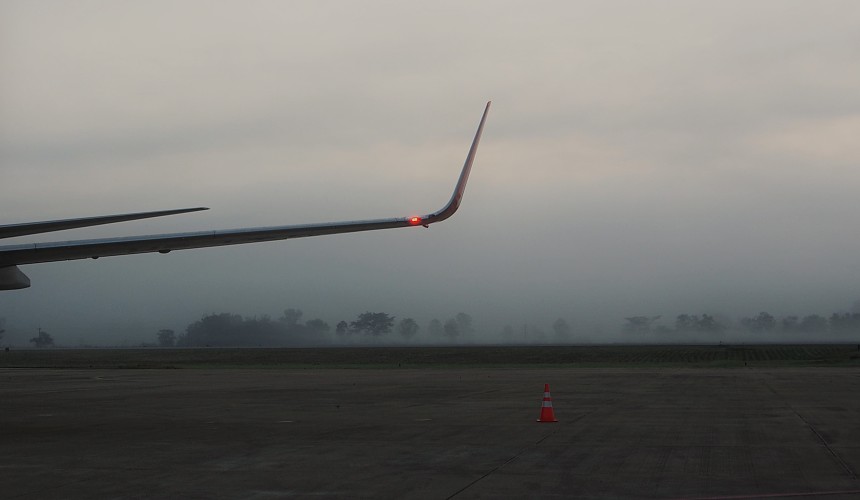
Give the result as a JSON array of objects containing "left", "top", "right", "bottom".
[{"left": 537, "top": 383, "right": 558, "bottom": 423}]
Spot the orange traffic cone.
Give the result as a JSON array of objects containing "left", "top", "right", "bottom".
[{"left": 537, "top": 383, "right": 558, "bottom": 422}]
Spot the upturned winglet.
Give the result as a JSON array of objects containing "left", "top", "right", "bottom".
[{"left": 421, "top": 100, "right": 490, "bottom": 225}]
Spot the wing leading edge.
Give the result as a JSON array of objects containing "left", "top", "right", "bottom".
[{"left": 0, "top": 102, "right": 490, "bottom": 290}]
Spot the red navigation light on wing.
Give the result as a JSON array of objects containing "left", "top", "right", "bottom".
[{"left": 408, "top": 216, "right": 422, "bottom": 225}]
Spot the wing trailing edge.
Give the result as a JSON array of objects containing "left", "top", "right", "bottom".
[{"left": 0, "top": 102, "right": 491, "bottom": 290}]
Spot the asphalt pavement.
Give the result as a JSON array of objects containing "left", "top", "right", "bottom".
[{"left": 2, "top": 367, "right": 859, "bottom": 499}]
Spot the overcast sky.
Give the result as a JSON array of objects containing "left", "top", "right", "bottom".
[{"left": 2, "top": 1, "right": 859, "bottom": 344}]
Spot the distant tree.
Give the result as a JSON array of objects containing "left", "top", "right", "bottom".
[
  {"left": 756, "top": 312, "right": 776, "bottom": 331},
  {"left": 552, "top": 318, "right": 571, "bottom": 342},
  {"left": 335, "top": 320, "right": 349, "bottom": 336},
  {"left": 180, "top": 311, "right": 330, "bottom": 347},
  {"left": 241, "top": 315, "right": 280, "bottom": 345},
  {"left": 350, "top": 312, "right": 394, "bottom": 337},
  {"left": 438, "top": 313, "right": 474, "bottom": 343},
  {"left": 183, "top": 313, "right": 243, "bottom": 346},
  {"left": 397, "top": 318, "right": 419, "bottom": 340},
  {"left": 829, "top": 313, "right": 860, "bottom": 334},
  {"left": 675, "top": 314, "right": 724, "bottom": 333},
  {"left": 280, "top": 308, "right": 303, "bottom": 327},
  {"left": 740, "top": 312, "right": 776, "bottom": 332},
  {"left": 781, "top": 316, "right": 799, "bottom": 332},
  {"left": 183, "top": 313, "right": 277, "bottom": 346},
  {"left": 799, "top": 314, "right": 828, "bottom": 333},
  {"left": 455, "top": 313, "right": 474, "bottom": 338},
  {"left": 443, "top": 318, "right": 460, "bottom": 341},
  {"left": 428, "top": 319, "right": 443, "bottom": 338},
  {"left": 30, "top": 328, "right": 54, "bottom": 348},
  {"left": 305, "top": 318, "right": 330, "bottom": 335},
  {"left": 623, "top": 316, "right": 660, "bottom": 334},
  {"left": 157, "top": 329, "right": 176, "bottom": 347},
  {"left": 697, "top": 314, "right": 725, "bottom": 333}
]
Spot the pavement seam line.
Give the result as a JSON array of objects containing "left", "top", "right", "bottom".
[
  {"left": 446, "top": 410, "right": 596, "bottom": 499},
  {"left": 790, "top": 409, "right": 857, "bottom": 480},
  {"left": 761, "top": 376, "right": 857, "bottom": 480},
  {"left": 444, "top": 428, "right": 561, "bottom": 500}
]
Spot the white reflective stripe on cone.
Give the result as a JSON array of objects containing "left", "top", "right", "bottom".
[{"left": 542, "top": 401, "right": 553, "bottom": 407}]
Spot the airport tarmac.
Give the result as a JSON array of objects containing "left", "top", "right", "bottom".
[{"left": 2, "top": 367, "right": 859, "bottom": 499}]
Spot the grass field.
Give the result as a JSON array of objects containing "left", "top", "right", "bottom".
[{"left": 2, "top": 344, "right": 860, "bottom": 369}]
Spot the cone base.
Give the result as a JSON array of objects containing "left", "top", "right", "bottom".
[{"left": 536, "top": 419, "right": 558, "bottom": 423}]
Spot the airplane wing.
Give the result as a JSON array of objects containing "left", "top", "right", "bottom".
[
  {"left": 0, "top": 207, "right": 209, "bottom": 239},
  {"left": 0, "top": 102, "right": 490, "bottom": 290}
]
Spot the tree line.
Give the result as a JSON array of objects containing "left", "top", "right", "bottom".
[
  {"left": 155, "top": 309, "right": 478, "bottom": 347},
  {"left": 6, "top": 306, "right": 857, "bottom": 349},
  {"left": 623, "top": 312, "right": 860, "bottom": 335}
]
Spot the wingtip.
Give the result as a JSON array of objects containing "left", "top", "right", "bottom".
[{"left": 419, "top": 101, "right": 489, "bottom": 225}]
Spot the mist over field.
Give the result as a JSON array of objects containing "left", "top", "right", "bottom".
[
  {"left": 2, "top": 1, "right": 860, "bottom": 347},
  {"left": 3, "top": 303, "right": 860, "bottom": 348}
]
